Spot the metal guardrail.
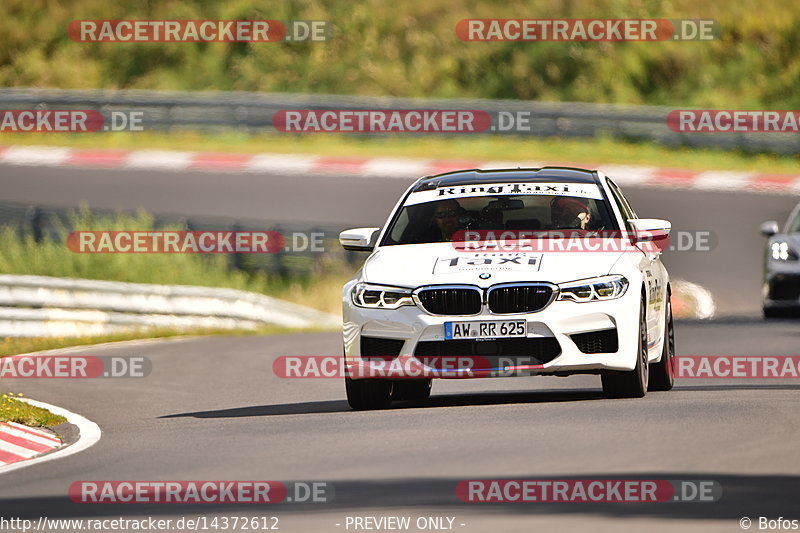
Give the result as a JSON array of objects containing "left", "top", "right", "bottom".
[
  {"left": 0, "top": 200, "right": 348, "bottom": 336},
  {"left": 0, "top": 202, "right": 348, "bottom": 337},
  {"left": 0, "top": 274, "right": 339, "bottom": 337},
  {"left": 0, "top": 88, "right": 797, "bottom": 154}
]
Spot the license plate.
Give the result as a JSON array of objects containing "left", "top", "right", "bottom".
[{"left": 444, "top": 320, "right": 527, "bottom": 340}]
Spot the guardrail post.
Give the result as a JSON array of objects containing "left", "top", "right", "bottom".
[
  {"left": 272, "top": 225, "right": 288, "bottom": 277},
  {"left": 229, "top": 222, "right": 246, "bottom": 271},
  {"left": 25, "top": 206, "right": 45, "bottom": 242}
]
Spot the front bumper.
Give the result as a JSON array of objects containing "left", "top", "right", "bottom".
[
  {"left": 763, "top": 271, "right": 800, "bottom": 309},
  {"left": 343, "top": 287, "right": 641, "bottom": 379}
]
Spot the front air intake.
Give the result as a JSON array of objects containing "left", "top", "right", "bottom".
[
  {"left": 360, "top": 336, "right": 405, "bottom": 361},
  {"left": 487, "top": 284, "right": 555, "bottom": 314},
  {"left": 415, "top": 287, "right": 483, "bottom": 315},
  {"left": 570, "top": 328, "right": 619, "bottom": 354}
]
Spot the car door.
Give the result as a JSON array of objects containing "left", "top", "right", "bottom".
[{"left": 606, "top": 178, "right": 665, "bottom": 356}]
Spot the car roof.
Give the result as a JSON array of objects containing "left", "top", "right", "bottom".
[{"left": 412, "top": 167, "right": 600, "bottom": 192}]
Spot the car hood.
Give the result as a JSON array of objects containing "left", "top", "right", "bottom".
[
  {"left": 363, "top": 243, "right": 628, "bottom": 288},
  {"left": 780, "top": 233, "right": 800, "bottom": 251}
]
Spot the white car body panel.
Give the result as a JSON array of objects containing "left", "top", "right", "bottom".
[{"left": 342, "top": 168, "right": 670, "bottom": 380}]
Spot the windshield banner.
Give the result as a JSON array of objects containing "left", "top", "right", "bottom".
[{"left": 405, "top": 182, "right": 604, "bottom": 205}]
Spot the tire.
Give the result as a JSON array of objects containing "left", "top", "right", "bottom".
[
  {"left": 392, "top": 379, "right": 432, "bottom": 401},
  {"left": 602, "top": 296, "right": 649, "bottom": 398},
  {"left": 649, "top": 294, "right": 675, "bottom": 391},
  {"left": 763, "top": 306, "right": 792, "bottom": 319},
  {"left": 345, "top": 377, "right": 393, "bottom": 410}
]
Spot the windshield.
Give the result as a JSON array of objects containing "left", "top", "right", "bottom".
[
  {"left": 382, "top": 190, "right": 618, "bottom": 245},
  {"left": 788, "top": 209, "right": 800, "bottom": 233}
]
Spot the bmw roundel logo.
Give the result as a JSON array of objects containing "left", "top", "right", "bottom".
[{"left": 479, "top": 273, "right": 491, "bottom": 280}]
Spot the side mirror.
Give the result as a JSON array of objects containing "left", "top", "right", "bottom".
[
  {"left": 760, "top": 221, "right": 779, "bottom": 237},
  {"left": 339, "top": 227, "right": 381, "bottom": 252},
  {"left": 628, "top": 218, "right": 671, "bottom": 243}
]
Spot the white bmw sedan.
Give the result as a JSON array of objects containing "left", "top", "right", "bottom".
[{"left": 340, "top": 168, "right": 674, "bottom": 409}]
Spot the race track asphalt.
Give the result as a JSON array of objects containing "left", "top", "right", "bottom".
[{"left": 0, "top": 164, "right": 798, "bottom": 532}]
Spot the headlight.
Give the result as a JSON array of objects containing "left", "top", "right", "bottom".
[
  {"left": 771, "top": 242, "right": 799, "bottom": 261},
  {"left": 351, "top": 283, "right": 415, "bottom": 309},
  {"left": 558, "top": 275, "right": 629, "bottom": 302}
]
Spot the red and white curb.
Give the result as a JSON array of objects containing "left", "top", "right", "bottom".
[
  {"left": 0, "top": 421, "right": 61, "bottom": 465},
  {"left": 1, "top": 145, "right": 798, "bottom": 194},
  {"left": 0, "top": 398, "right": 101, "bottom": 475}
]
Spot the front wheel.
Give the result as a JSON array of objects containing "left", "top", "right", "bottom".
[
  {"left": 392, "top": 379, "right": 432, "bottom": 402},
  {"left": 763, "top": 306, "right": 794, "bottom": 319},
  {"left": 649, "top": 294, "right": 675, "bottom": 391},
  {"left": 345, "top": 377, "right": 393, "bottom": 410},
  {"left": 602, "top": 296, "right": 649, "bottom": 398}
]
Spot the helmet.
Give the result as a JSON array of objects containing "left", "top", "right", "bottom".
[{"left": 551, "top": 197, "right": 590, "bottom": 218}]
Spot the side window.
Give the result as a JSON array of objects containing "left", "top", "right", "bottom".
[
  {"left": 608, "top": 179, "right": 638, "bottom": 218},
  {"left": 788, "top": 208, "right": 800, "bottom": 233},
  {"left": 605, "top": 178, "right": 635, "bottom": 230},
  {"left": 389, "top": 208, "right": 409, "bottom": 242}
]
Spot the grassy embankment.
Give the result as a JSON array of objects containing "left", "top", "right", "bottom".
[
  {"left": 3, "top": 0, "right": 800, "bottom": 108},
  {"left": 0, "top": 393, "right": 67, "bottom": 426}
]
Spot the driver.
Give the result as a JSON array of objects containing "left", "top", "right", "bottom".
[
  {"left": 550, "top": 197, "right": 592, "bottom": 230},
  {"left": 431, "top": 199, "right": 466, "bottom": 241}
]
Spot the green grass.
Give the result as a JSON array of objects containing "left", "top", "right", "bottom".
[
  {"left": 0, "top": 208, "right": 271, "bottom": 290},
  {"left": 0, "top": 393, "right": 67, "bottom": 427},
  {"left": 2, "top": 131, "right": 799, "bottom": 174}
]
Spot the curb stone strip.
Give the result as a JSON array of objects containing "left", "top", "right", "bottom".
[
  {"left": 0, "top": 421, "right": 61, "bottom": 465},
  {"left": 0, "top": 398, "right": 101, "bottom": 475},
  {"left": 1, "top": 145, "right": 799, "bottom": 194}
]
